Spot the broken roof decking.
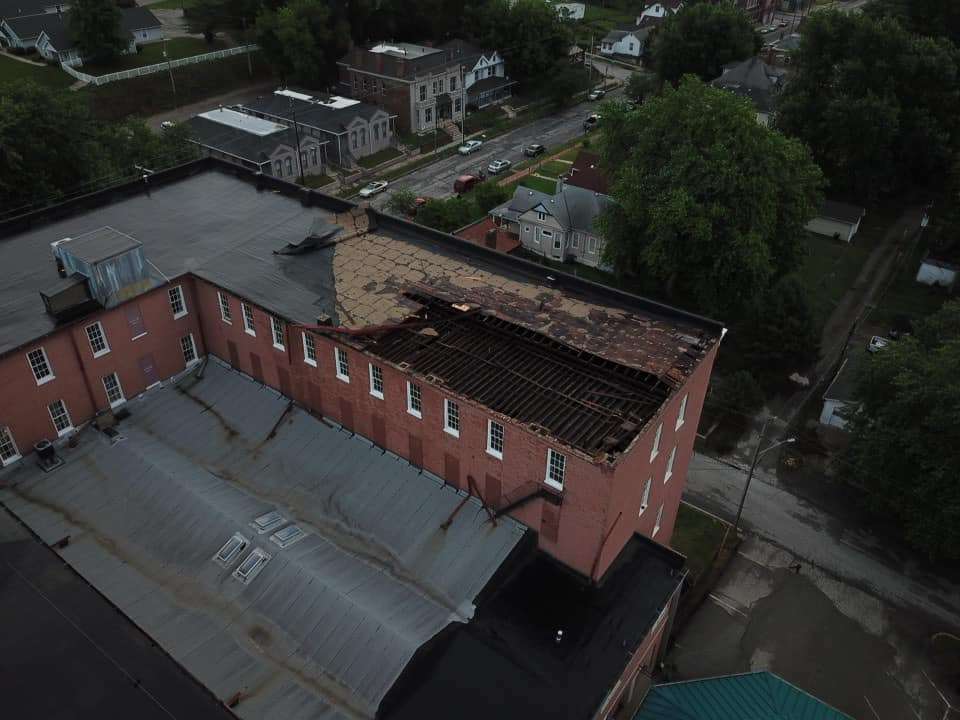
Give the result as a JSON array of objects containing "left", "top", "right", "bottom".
[
  {"left": 363, "top": 294, "right": 671, "bottom": 457},
  {"left": 0, "top": 360, "right": 526, "bottom": 720}
]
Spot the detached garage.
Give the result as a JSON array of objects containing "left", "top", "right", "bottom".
[{"left": 806, "top": 200, "right": 866, "bottom": 243}]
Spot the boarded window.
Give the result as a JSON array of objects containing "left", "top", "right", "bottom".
[
  {"left": 227, "top": 340, "right": 239, "bottom": 367},
  {"left": 277, "top": 367, "right": 291, "bottom": 398},
  {"left": 444, "top": 453, "right": 460, "bottom": 488},
  {"left": 127, "top": 305, "right": 146, "bottom": 338},
  {"left": 339, "top": 397, "right": 354, "bottom": 430},
  {"left": 372, "top": 414, "right": 386, "bottom": 447},
  {"left": 309, "top": 381, "right": 324, "bottom": 416},
  {"left": 409, "top": 435, "right": 423, "bottom": 468},
  {"left": 138, "top": 354, "right": 159, "bottom": 386},
  {"left": 250, "top": 353, "right": 264, "bottom": 383}
]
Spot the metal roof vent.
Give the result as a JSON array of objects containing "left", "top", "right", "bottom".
[
  {"left": 251, "top": 510, "right": 285, "bottom": 534},
  {"left": 213, "top": 533, "right": 249, "bottom": 566},
  {"left": 51, "top": 227, "right": 150, "bottom": 306},
  {"left": 270, "top": 524, "right": 307, "bottom": 549},
  {"left": 233, "top": 548, "right": 271, "bottom": 584}
]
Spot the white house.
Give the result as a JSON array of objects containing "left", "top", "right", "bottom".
[
  {"left": 34, "top": 6, "right": 160, "bottom": 67},
  {"left": 600, "top": 26, "right": 648, "bottom": 58},
  {"left": 819, "top": 354, "right": 862, "bottom": 430},
  {"left": 916, "top": 254, "right": 958, "bottom": 288},
  {"left": 637, "top": 0, "right": 683, "bottom": 22},
  {"left": 805, "top": 200, "right": 866, "bottom": 243}
]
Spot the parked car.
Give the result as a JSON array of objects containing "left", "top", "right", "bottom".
[
  {"left": 867, "top": 335, "right": 890, "bottom": 353},
  {"left": 488, "top": 159, "right": 512, "bottom": 175},
  {"left": 583, "top": 113, "right": 601, "bottom": 131},
  {"left": 458, "top": 140, "right": 483, "bottom": 155},
  {"left": 359, "top": 180, "right": 388, "bottom": 198},
  {"left": 524, "top": 144, "right": 545, "bottom": 157},
  {"left": 453, "top": 174, "right": 482, "bottom": 195},
  {"left": 160, "top": 121, "right": 176, "bottom": 130},
  {"left": 588, "top": 88, "right": 606, "bottom": 101}
]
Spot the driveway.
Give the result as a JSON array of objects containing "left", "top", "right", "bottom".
[
  {"left": 364, "top": 92, "right": 619, "bottom": 208},
  {"left": 669, "top": 535, "right": 952, "bottom": 720}
]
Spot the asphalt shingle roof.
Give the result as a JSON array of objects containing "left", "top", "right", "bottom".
[
  {"left": 235, "top": 92, "right": 385, "bottom": 135},
  {"left": 28, "top": 6, "right": 158, "bottom": 51},
  {"left": 711, "top": 56, "right": 785, "bottom": 114}
]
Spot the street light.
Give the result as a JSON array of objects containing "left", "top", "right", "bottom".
[{"left": 733, "top": 416, "right": 796, "bottom": 535}]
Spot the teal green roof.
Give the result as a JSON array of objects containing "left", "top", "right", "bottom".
[{"left": 634, "top": 672, "right": 854, "bottom": 720}]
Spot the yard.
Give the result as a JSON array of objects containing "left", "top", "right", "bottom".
[
  {"left": 515, "top": 175, "right": 558, "bottom": 195},
  {"left": 298, "top": 174, "right": 334, "bottom": 189},
  {"left": 798, "top": 234, "right": 872, "bottom": 330},
  {"left": 575, "top": 3, "right": 636, "bottom": 45},
  {"left": 671, "top": 502, "right": 730, "bottom": 584},
  {"left": 81, "top": 38, "right": 227, "bottom": 76},
  {"left": 534, "top": 159, "right": 573, "bottom": 178},
  {"left": 869, "top": 230, "right": 949, "bottom": 329},
  {"left": 0, "top": 53, "right": 72, "bottom": 89},
  {"left": 357, "top": 146, "right": 403, "bottom": 169}
]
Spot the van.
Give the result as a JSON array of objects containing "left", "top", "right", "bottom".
[{"left": 453, "top": 175, "right": 481, "bottom": 195}]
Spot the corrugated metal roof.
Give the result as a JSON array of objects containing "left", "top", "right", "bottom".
[
  {"left": 0, "top": 359, "right": 526, "bottom": 720},
  {"left": 634, "top": 672, "right": 854, "bottom": 720}
]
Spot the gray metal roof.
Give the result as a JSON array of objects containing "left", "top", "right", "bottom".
[
  {"left": 60, "top": 226, "right": 141, "bottom": 263},
  {"left": 0, "top": 359, "right": 526, "bottom": 720}
]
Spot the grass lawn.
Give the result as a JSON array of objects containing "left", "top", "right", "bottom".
[
  {"left": 82, "top": 38, "right": 226, "bottom": 75},
  {"left": 147, "top": 0, "right": 195, "bottom": 8},
  {"left": 357, "top": 146, "right": 403, "bottom": 169},
  {"left": 536, "top": 159, "right": 573, "bottom": 178},
  {"left": 517, "top": 175, "right": 558, "bottom": 195},
  {"left": 398, "top": 128, "right": 453, "bottom": 154},
  {"left": 298, "top": 174, "right": 334, "bottom": 189},
  {"left": 871, "top": 232, "right": 948, "bottom": 328},
  {"left": 671, "top": 502, "right": 729, "bottom": 584},
  {"left": 799, "top": 234, "right": 871, "bottom": 330},
  {"left": 0, "top": 54, "right": 72, "bottom": 89}
]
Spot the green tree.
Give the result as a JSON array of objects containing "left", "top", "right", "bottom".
[
  {"left": 386, "top": 188, "right": 417, "bottom": 216},
  {"left": 472, "top": 180, "right": 510, "bottom": 214},
  {"left": 651, "top": 3, "right": 760, "bottom": 85},
  {"left": 597, "top": 78, "right": 823, "bottom": 319},
  {"left": 69, "top": 0, "right": 125, "bottom": 63},
  {"left": 776, "top": 11, "right": 960, "bottom": 197},
  {"left": 187, "top": 0, "right": 261, "bottom": 43},
  {"left": 739, "top": 274, "right": 820, "bottom": 373},
  {"left": 626, "top": 72, "right": 657, "bottom": 102},
  {"left": 547, "top": 60, "right": 589, "bottom": 109},
  {"left": 415, "top": 196, "right": 476, "bottom": 233},
  {"left": 866, "top": 0, "right": 960, "bottom": 47},
  {"left": 257, "top": 0, "right": 350, "bottom": 85},
  {"left": 845, "top": 301, "right": 960, "bottom": 560},
  {"left": 471, "top": 0, "right": 572, "bottom": 84}
]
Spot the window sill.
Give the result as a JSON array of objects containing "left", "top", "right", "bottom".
[
  {"left": 336, "top": 374, "right": 350, "bottom": 384},
  {"left": 35, "top": 375, "right": 56, "bottom": 386},
  {"left": 92, "top": 349, "right": 111, "bottom": 359},
  {"left": 638, "top": 504, "right": 648, "bottom": 516},
  {"left": 664, "top": 472, "right": 672, "bottom": 484},
  {"left": 0, "top": 455, "right": 22, "bottom": 468},
  {"left": 56, "top": 426, "right": 74, "bottom": 438},
  {"left": 222, "top": 319, "right": 232, "bottom": 325},
  {"left": 132, "top": 332, "right": 148, "bottom": 341},
  {"left": 675, "top": 420, "right": 685, "bottom": 431},
  {"left": 173, "top": 311, "right": 188, "bottom": 320},
  {"left": 304, "top": 358, "right": 318, "bottom": 367},
  {"left": 244, "top": 328, "right": 256, "bottom": 337},
  {"left": 486, "top": 448, "right": 503, "bottom": 461},
  {"left": 407, "top": 409, "right": 422, "bottom": 420},
  {"left": 649, "top": 451, "right": 659, "bottom": 463},
  {"left": 544, "top": 478, "right": 564, "bottom": 492},
  {"left": 273, "top": 343, "right": 286, "bottom": 352},
  {"left": 370, "top": 390, "right": 384, "bottom": 400},
  {"left": 109, "top": 399, "right": 126, "bottom": 410},
  {"left": 444, "top": 427, "right": 459, "bottom": 439}
]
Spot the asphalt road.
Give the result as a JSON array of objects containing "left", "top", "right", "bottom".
[{"left": 365, "top": 90, "right": 620, "bottom": 209}]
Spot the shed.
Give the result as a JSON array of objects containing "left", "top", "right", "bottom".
[{"left": 806, "top": 200, "right": 866, "bottom": 243}]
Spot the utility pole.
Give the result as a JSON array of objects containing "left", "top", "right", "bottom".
[
  {"left": 163, "top": 39, "right": 176, "bottom": 98},
  {"left": 289, "top": 99, "right": 304, "bottom": 181},
  {"left": 242, "top": 17, "right": 252, "bottom": 78},
  {"left": 459, "top": 62, "right": 465, "bottom": 143},
  {"left": 733, "top": 416, "right": 795, "bottom": 535}
]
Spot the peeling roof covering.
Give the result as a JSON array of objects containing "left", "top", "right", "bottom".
[
  {"left": 633, "top": 671, "right": 854, "bottom": 720},
  {"left": 0, "top": 165, "right": 720, "bottom": 399},
  {"left": 0, "top": 359, "right": 527, "bottom": 720}
]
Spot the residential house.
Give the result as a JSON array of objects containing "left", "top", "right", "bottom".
[
  {"left": 600, "top": 25, "right": 649, "bottom": 59},
  {"left": 806, "top": 200, "right": 866, "bottom": 243},
  {"left": 33, "top": 6, "right": 161, "bottom": 67},
  {"left": 637, "top": 0, "right": 683, "bottom": 22},
  {"left": 0, "top": 157, "right": 723, "bottom": 720},
  {"left": 563, "top": 149, "right": 609, "bottom": 195},
  {"left": 0, "top": 0, "right": 66, "bottom": 49},
  {"left": 491, "top": 183, "right": 612, "bottom": 269},
  {"left": 634, "top": 671, "right": 853, "bottom": 720},
  {"left": 916, "top": 251, "right": 959, "bottom": 288},
  {"left": 233, "top": 88, "right": 393, "bottom": 168},
  {"left": 337, "top": 39, "right": 513, "bottom": 134},
  {"left": 710, "top": 56, "right": 785, "bottom": 126},
  {"left": 184, "top": 107, "right": 327, "bottom": 179},
  {"left": 819, "top": 350, "right": 864, "bottom": 430}
]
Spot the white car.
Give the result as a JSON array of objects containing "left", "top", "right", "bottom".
[
  {"left": 588, "top": 88, "right": 606, "bottom": 101},
  {"left": 488, "top": 159, "right": 511, "bottom": 175},
  {"left": 867, "top": 335, "right": 889, "bottom": 353},
  {"left": 160, "top": 121, "right": 176, "bottom": 130},
  {"left": 458, "top": 140, "right": 483, "bottom": 155},
  {"left": 358, "top": 180, "right": 388, "bottom": 198}
]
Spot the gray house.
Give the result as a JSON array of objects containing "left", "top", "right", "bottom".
[
  {"left": 185, "top": 107, "right": 327, "bottom": 180},
  {"left": 710, "top": 56, "right": 785, "bottom": 126},
  {"left": 233, "top": 89, "right": 394, "bottom": 169},
  {"left": 0, "top": 0, "right": 67, "bottom": 49},
  {"left": 490, "top": 184, "right": 612, "bottom": 269},
  {"left": 28, "top": 7, "right": 161, "bottom": 67}
]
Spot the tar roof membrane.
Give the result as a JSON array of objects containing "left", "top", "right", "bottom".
[{"left": 0, "top": 359, "right": 526, "bottom": 720}]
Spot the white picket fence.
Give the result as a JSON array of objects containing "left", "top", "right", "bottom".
[{"left": 62, "top": 44, "right": 258, "bottom": 87}]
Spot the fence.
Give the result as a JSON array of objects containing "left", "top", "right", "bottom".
[{"left": 61, "top": 45, "right": 258, "bottom": 87}]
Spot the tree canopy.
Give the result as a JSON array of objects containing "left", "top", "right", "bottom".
[
  {"left": 69, "top": 0, "right": 126, "bottom": 63},
  {"left": 776, "top": 11, "right": 960, "bottom": 198},
  {"left": 0, "top": 82, "right": 195, "bottom": 216},
  {"left": 845, "top": 300, "right": 960, "bottom": 560},
  {"left": 256, "top": 0, "right": 349, "bottom": 85},
  {"left": 597, "top": 77, "right": 823, "bottom": 320},
  {"left": 865, "top": 0, "right": 960, "bottom": 47},
  {"left": 651, "top": 3, "right": 759, "bottom": 85}
]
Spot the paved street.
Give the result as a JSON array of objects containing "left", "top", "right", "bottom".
[
  {"left": 684, "top": 453, "right": 960, "bottom": 632},
  {"left": 365, "top": 91, "right": 619, "bottom": 208}
]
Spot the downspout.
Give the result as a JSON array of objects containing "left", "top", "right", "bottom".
[{"left": 67, "top": 325, "right": 102, "bottom": 422}]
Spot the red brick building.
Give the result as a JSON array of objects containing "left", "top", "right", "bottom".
[{"left": 0, "top": 161, "right": 724, "bottom": 719}]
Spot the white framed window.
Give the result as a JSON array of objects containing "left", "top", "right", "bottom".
[
  {"left": 242, "top": 303, "right": 256, "bottom": 336},
  {"left": 407, "top": 381, "right": 422, "bottom": 419},
  {"left": 537, "top": 211, "right": 546, "bottom": 221},
  {"left": 587, "top": 236, "right": 598, "bottom": 253},
  {"left": 676, "top": 393, "right": 688, "bottom": 430},
  {"left": 335, "top": 347, "right": 350, "bottom": 382},
  {"left": 572, "top": 234, "right": 580, "bottom": 249},
  {"left": 443, "top": 399, "right": 460, "bottom": 437},
  {"left": 102, "top": 372, "right": 125, "bottom": 408},
  {"left": 0, "top": 426, "right": 21, "bottom": 467},
  {"left": 369, "top": 364, "right": 384, "bottom": 399},
  {"left": 545, "top": 448, "right": 566, "bottom": 491},
  {"left": 487, "top": 420, "right": 504, "bottom": 459},
  {"left": 218, "top": 291, "right": 232, "bottom": 324},
  {"left": 270, "top": 316, "right": 285, "bottom": 351},
  {"left": 85, "top": 322, "right": 110, "bottom": 358},
  {"left": 650, "top": 422, "right": 662, "bottom": 462},
  {"left": 553, "top": 235, "right": 562, "bottom": 251},
  {"left": 664, "top": 445, "right": 676, "bottom": 483},
  {"left": 302, "top": 332, "right": 317, "bottom": 366},
  {"left": 653, "top": 503, "right": 663, "bottom": 536},
  {"left": 27, "top": 347, "right": 54, "bottom": 385},
  {"left": 168, "top": 285, "right": 187, "bottom": 318},
  {"left": 180, "top": 334, "right": 198, "bottom": 366},
  {"left": 639, "top": 476, "right": 652, "bottom": 515},
  {"left": 541, "top": 229, "right": 553, "bottom": 239},
  {"left": 48, "top": 399, "right": 73, "bottom": 437}
]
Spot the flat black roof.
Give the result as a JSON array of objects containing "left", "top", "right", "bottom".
[
  {"left": 0, "top": 509, "right": 235, "bottom": 720},
  {"left": 380, "top": 534, "right": 685, "bottom": 720}
]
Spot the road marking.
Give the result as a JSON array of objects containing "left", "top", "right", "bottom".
[{"left": 708, "top": 593, "right": 747, "bottom": 619}]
